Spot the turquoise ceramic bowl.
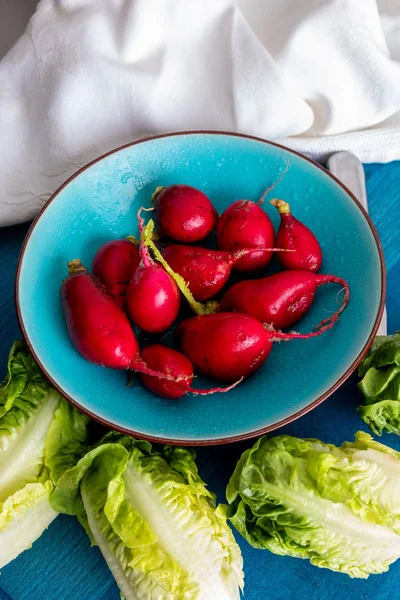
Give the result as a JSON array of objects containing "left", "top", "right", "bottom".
[{"left": 16, "top": 133, "right": 385, "bottom": 444}]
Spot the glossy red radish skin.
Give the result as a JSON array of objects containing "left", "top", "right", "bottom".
[
  {"left": 215, "top": 164, "right": 291, "bottom": 273},
  {"left": 126, "top": 210, "right": 180, "bottom": 333},
  {"left": 144, "top": 225, "right": 293, "bottom": 314},
  {"left": 177, "top": 313, "right": 273, "bottom": 382},
  {"left": 271, "top": 199, "right": 322, "bottom": 272},
  {"left": 161, "top": 244, "right": 283, "bottom": 302},
  {"left": 126, "top": 264, "right": 180, "bottom": 333},
  {"left": 140, "top": 345, "right": 194, "bottom": 398},
  {"left": 140, "top": 344, "right": 240, "bottom": 398},
  {"left": 177, "top": 311, "right": 341, "bottom": 383},
  {"left": 153, "top": 184, "right": 218, "bottom": 243},
  {"left": 221, "top": 270, "right": 350, "bottom": 331},
  {"left": 60, "top": 260, "right": 179, "bottom": 382},
  {"left": 92, "top": 238, "right": 140, "bottom": 307},
  {"left": 61, "top": 260, "right": 138, "bottom": 368},
  {"left": 216, "top": 201, "right": 275, "bottom": 272}
]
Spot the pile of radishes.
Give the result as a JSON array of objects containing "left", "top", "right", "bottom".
[{"left": 60, "top": 178, "right": 350, "bottom": 400}]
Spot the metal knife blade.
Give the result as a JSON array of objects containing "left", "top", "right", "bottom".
[{"left": 327, "top": 151, "right": 387, "bottom": 336}]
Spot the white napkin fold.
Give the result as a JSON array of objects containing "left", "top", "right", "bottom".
[{"left": 1, "top": 0, "right": 399, "bottom": 226}]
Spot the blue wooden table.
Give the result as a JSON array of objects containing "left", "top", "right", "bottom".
[{"left": 1, "top": 162, "right": 399, "bottom": 600}]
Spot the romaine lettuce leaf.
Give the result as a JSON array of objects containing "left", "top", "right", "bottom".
[
  {"left": 357, "top": 331, "right": 400, "bottom": 435},
  {"left": 358, "top": 401, "right": 400, "bottom": 436},
  {"left": 53, "top": 438, "right": 243, "bottom": 599},
  {"left": 45, "top": 398, "right": 91, "bottom": 483},
  {"left": 226, "top": 432, "right": 400, "bottom": 578},
  {"left": 0, "top": 341, "right": 59, "bottom": 500},
  {"left": 0, "top": 341, "right": 90, "bottom": 567},
  {"left": 359, "top": 332, "right": 400, "bottom": 378},
  {"left": 0, "top": 481, "right": 57, "bottom": 568}
]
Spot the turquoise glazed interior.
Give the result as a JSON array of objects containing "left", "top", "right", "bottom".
[{"left": 17, "top": 133, "right": 384, "bottom": 443}]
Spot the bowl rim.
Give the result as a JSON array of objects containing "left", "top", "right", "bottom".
[{"left": 15, "top": 130, "right": 386, "bottom": 446}]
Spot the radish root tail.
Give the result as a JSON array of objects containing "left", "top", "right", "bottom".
[
  {"left": 189, "top": 377, "right": 244, "bottom": 396},
  {"left": 258, "top": 160, "right": 290, "bottom": 205},
  {"left": 312, "top": 274, "right": 350, "bottom": 332},
  {"left": 131, "top": 357, "right": 192, "bottom": 382},
  {"left": 265, "top": 273, "right": 350, "bottom": 340},
  {"left": 142, "top": 219, "right": 218, "bottom": 316},
  {"left": 230, "top": 246, "right": 295, "bottom": 263},
  {"left": 269, "top": 315, "right": 339, "bottom": 342}
]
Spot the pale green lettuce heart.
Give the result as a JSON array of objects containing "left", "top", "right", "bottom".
[
  {"left": 0, "top": 481, "right": 57, "bottom": 568},
  {"left": 53, "top": 439, "right": 244, "bottom": 599},
  {"left": 0, "top": 341, "right": 90, "bottom": 567},
  {"left": 227, "top": 433, "right": 400, "bottom": 578}
]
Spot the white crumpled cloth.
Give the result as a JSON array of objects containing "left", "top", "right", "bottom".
[{"left": 1, "top": 0, "right": 400, "bottom": 226}]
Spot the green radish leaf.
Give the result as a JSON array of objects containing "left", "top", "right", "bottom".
[{"left": 142, "top": 220, "right": 218, "bottom": 316}]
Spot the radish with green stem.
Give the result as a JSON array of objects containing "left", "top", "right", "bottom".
[
  {"left": 142, "top": 221, "right": 293, "bottom": 313},
  {"left": 126, "top": 210, "right": 180, "bottom": 333},
  {"left": 140, "top": 219, "right": 218, "bottom": 315},
  {"left": 161, "top": 243, "right": 290, "bottom": 302}
]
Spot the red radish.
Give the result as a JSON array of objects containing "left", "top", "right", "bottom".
[
  {"left": 161, "top": 244, "right": 285, "bottom": 301},
  {"left": 216, "top": 202, "right": 275, "bottom": 272},
  {"left": 140, "top": 220, "right": 217, "bottom": 316},
  {"left": 176, "top": 312, "right": 334, "bottom": 383},
  {"left": 216, "top": 164, "right": 290, "bottom": 273},
  {"left": 126, "top": 210, "right": 180, "bottom": 333},
  {"left": 92, "top": 237, "right": 140, "bottom": 307},
  {"left": 140, "top": 344, "right": 241, "bottom": 399},
  {"left": 152, "top": 184, "right": 218, "bottom": 243},
  {"left": 221, "top": 270, "right": 349, "bottom": 330},
  {"left": 60, "top": 260, "right": 179, "bottom": 380},
  {"left": 270, "top": 199, "right": 322, "bottom": 271}
]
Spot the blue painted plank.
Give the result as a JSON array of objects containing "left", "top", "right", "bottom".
[{"left": 364, "top": 162, "right": 400, "bottom": 333}]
